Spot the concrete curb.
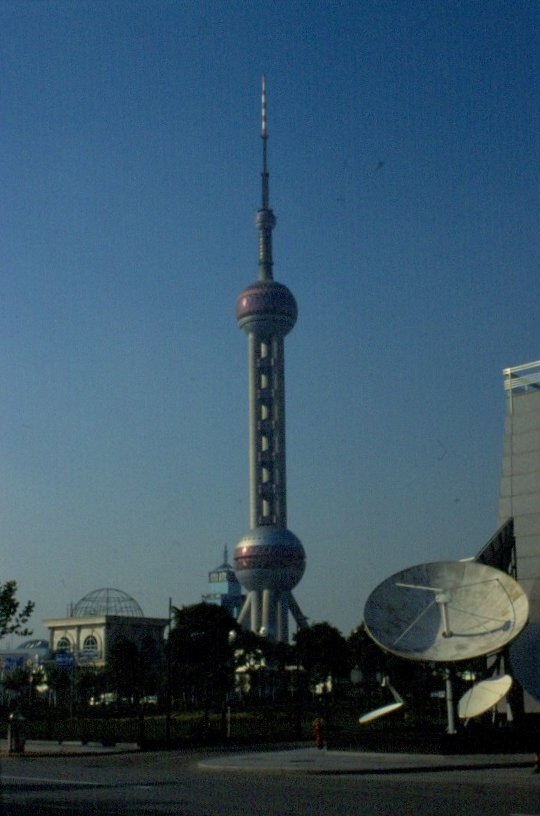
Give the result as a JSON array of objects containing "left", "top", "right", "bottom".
[
  {"left": 198, "top": 747, "right": 537, "bottom": 775},
  {"left": 0, "top": 739, "right": 140, "bottom": 758}
]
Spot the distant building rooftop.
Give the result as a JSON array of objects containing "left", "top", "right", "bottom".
[
  {"left": 503, "top": 360, "right": 540, "bottom": 400},
  {"left": 72, "top": 588, "right": 144, "bottom": 618}
]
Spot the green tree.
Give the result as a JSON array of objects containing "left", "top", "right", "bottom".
[
  {"left": 3, "top": 665, "right": 47, "bottom": 712},
  {"left": 107, "top": 637, "right": 141, "bottom": 703},
  {"left": 167, "top": 603, "right": 237, "bottom": 712},
  {"left": 3, "top": 666, "right": 31, "bottom": 707},
  {"left": 347, "top": 624, "right": 386, "bottom": 683},
  {"left": 75, "top": 666, "right": 107, "bottom": 708},
  {"left": 139, "top": 634, "right": 164, "bottom": 699},
  {"left": 294, "top": 622, "right": 349, "bottom": 690},
  {"left": 43, "top": 663, "right": 72, "bottom": 710},
  {"left": 233, "top": 629, "right": 295, "bottom": 702},
  {"left": 0, "top": 581, "right": 34, "bottom": 639}
]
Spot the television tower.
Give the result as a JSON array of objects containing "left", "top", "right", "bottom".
[{"left": 234, "top": 78, "right": 307, "bottom": 642}]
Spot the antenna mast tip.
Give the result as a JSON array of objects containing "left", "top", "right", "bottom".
[{"left": 261, "top": 75, "right": 267, "bottom": 138}]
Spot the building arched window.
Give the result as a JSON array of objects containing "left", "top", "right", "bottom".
[
  {"left": 83, "top": 635, "right": 99, "bottom": 654},
  {"left": 56, "top": 636, "right": 72, "bottom": 652}
]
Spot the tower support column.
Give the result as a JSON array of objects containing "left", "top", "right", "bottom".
[
  {"left": 250, "top": 592, "right": 262, "bottom": 633},
  {"left": 277, "top": 593, "right": 289, "bottom": 643}
]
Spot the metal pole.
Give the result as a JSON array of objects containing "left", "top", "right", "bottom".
[
  {"left": 445, "top": 669, "right": 456, "bottom": 735},
  {"left": 165, "top": 597, "right": 172, "bottom": 747}
]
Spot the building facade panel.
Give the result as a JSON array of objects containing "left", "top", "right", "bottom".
[{"left": 498, "top": 362, "right": 540, "bottom": 713}]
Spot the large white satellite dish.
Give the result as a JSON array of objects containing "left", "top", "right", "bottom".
[
  {"left": 364, "top": 561, "right": 528, "bottom": 663},
  {"left": 458, "top": 674, "right": 512, "bottom": 719},
  {"left": 359, "top": 701, "right": 403, "bottom": 724}
]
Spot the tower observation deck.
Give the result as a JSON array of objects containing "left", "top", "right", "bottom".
[{"left": 233, "top": 78, "right": 307, "bottom": 642}]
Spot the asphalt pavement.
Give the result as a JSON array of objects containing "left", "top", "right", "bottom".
[{"left": 0, "top": 739, "right": 536, "bottom": 775}]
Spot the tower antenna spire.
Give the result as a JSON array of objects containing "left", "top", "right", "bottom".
[
  {"left": 261, "top": 74, "right": 269, "bottom": 206},
  {"left": 257, "top": 74, "right": 276, "bottom": 281}
]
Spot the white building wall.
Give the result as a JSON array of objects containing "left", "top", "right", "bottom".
[
  {"left": 44, "top": 615, "right": 168, "bottom": 668},
  {"left": 498, "top": 366, "right": 540, "bottom": 713},
  {"left": 499, "top": 387, "right": 540, "bottom": 608}
]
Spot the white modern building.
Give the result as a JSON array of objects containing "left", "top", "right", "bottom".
[
  {"left": 498, "top": 360, "right": 540, "bottom": 712},
  {"left": 43, "top": 588, "right": 168, "bottom": 668}
]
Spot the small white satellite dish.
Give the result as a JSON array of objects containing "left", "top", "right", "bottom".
[
  {"left": 509, "top": 621, "right": 540, "bottom": 703},
  {"left": 359, "top": 675, "right": 404, "bottom": 725},
  {"left": 364, "top": 561, "right": 529, "bottom": 663},
  {"left": 458, "top": 674, "right": 513, "bottom": 719},
  {"left": 359, "top": 701, "right": 404, "bottom": 725}
]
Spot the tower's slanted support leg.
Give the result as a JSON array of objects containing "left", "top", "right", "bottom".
[
  {"left": 237, "top": 595, "right": 252, "bottom": 628},
  {"left": 287, "top": 592, "right": 308, "bottom": 630}
]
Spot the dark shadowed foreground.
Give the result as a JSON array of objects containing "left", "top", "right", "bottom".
[{"left": 1, "top": 746, "right": 539, "bottom": 816}]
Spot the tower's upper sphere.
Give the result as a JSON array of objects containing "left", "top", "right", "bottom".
[
  {"left": 236, "top": 279, "right": 297, "bottom": 336},
  {"left": 234, "top": 526, "right": 306, "bottom": 592}
]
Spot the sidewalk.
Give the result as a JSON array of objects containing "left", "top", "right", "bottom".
[
  {"left": 0, "top": 738, "right": 139, "bottom": 756},
  {"left": 1, "top": 740, "right": 535, "bottom": 774},
  {"left": 198, "top": 746, "right": 536, "bottom": 775}
]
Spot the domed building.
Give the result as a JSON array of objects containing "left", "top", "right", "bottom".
[{"left": 43, "top": 588, "right": 168, "bottom": 668}]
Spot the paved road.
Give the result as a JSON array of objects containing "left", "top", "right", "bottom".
[{"left": 1, "top": 746, "right": 539, "bottom": 815}]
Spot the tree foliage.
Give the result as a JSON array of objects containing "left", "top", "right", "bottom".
[
  {"left": 74, "top": 666, "right": 107, "bottom": 707},
  {"left": 230, "top": 628, "right": 296, "bottom": 702},
  {"left": 0, "top": 581, "right": 34, "bottom": 640},
  {"left": 107, "top": 637, "right": 142, "bottom": 701},
  {"left": 347, "top": 624, "right": 386, "bottom": 681},
  {"left": 294, "top": 622, "right": 349, "bottom": 685},
  {"left": 167, "top": 602, "right": 237, "bottom": 707},
  {"left": 105, "top": 634, "right": 164, "bottom": 704}
]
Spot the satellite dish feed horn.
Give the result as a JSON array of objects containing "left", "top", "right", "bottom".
[{"left": 381, "top": 674, "right": 404, "bottom": 703}]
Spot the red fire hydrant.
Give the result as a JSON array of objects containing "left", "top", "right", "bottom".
[{"left": 313, "top": 717, "right": 325, "bottom": 750}]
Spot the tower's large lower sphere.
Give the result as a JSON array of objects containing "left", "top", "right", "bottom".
[{"left": 234, "top": 526, "right": 306, "bottom": 592}]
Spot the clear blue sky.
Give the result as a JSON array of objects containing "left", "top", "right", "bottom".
[{"left": 0, "top": 0, "right": 538, "bottom": 643}]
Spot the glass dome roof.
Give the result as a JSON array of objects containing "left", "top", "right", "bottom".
[
  {"left": 72, "top": 588, "right": 144, "bottom": 618},
  {"left": 17, "top": 639, "right": 49, "bottom": 651}
]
